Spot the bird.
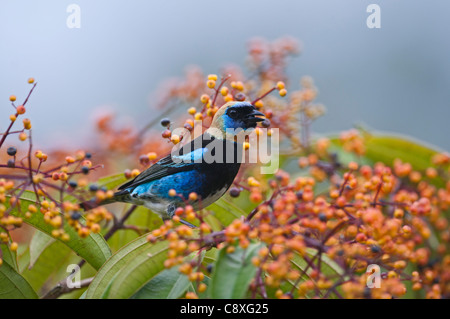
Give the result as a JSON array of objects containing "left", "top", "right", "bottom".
[{"left": 80, "top": 101, "right": 266, "bottom": 227}]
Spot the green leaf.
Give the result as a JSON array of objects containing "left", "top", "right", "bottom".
[
  {"left": 209, "top": 198, "right": 247, "bottom": 227},
  {"left": 21, "top": 238, "right": 74, "bottom": 294},
  {"left": 97, "top": 173, "right": 128, "bottom": 190},
  {"left": 84, "top": 235, "right": 170, "bottom": 299},
  {"left": 29, "top": 230, "right": 55, "bottom": 269},
  {"left": 7, "top": 190, "right": 111, "bottom": 270},
  {"left": 0, "top": 242, "right": 18, "bottom": 272},
  {"left": 209, "top": 242, "right": 262, "bottom": 299},
  {"left": 132, "top": 250, "right": 205, "bottom": 299},
  {"left": 131, "top": 267, "right": 190, "bottom": 299},
  {"left": 0, "top": 261, "right": 38, "bottom": 299},
  {"left": 364, "top": 134, "right": 441, "bottom": 171}
]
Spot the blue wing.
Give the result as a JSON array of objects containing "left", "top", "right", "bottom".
[{"left": 117, "top": 143, "right": 207, "bottom": 192}]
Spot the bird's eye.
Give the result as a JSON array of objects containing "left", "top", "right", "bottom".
[{"left": 228, "top": 109, "right": 238, "bottom": 118}]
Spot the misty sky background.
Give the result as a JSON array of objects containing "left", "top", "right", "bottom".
[{"left": 1, "top": 0, "right": 449, "bottom": 151}]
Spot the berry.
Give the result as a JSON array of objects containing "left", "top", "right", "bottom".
[
  {"left": 18, "top": 132, "right": 27, "bottom": 141},
  {"left": 9, "top": 95, "right": 16, "bottom": 102},
  {"left": 81, "top": 166, "right": 90, "bottom": 175},
  {"left": 254, "top": 100, "right": 264, "bottom": 108},
  {"left": 23, "top": 118, "right": 31, "bottom": 130},
  {"left": 229, "top": 187, "right": 241, "bottom": 198},
  {"left": 70, "top": 211, "right": 82, "bottom": 220},
  {"left": 200, "top": 94, "right": 210, "bottom": 104},
  {"left": 160, "top": 118, "right": 171, "bottom": 127},
  {"left": 318, "top": 212, "right": 327, "bottom": 222},
  {"left": 7, "top": 147, "right": 17, "bottom": 156},
  {"left": 162, "top": 129, "right": 172, "bottom": 138},
  {"left": 276, "top": 81, "right": 285, "bottom": 90},
  {"left": 7, "top": 159, "right": 15, "bottom": 168},
  {"left": 261, "top": 119, "right": 271, "bottom": 128},
  {"left": 68, "top": 181, "right": 78, "bottom": 188},
  {"left": 89, "top": 184, "right": 99, "bottom": 192},
  {"left": 16, "top": 105, "right": 26, "bottom": 114},
  {"left": 207, "top": 80, "right": 216, "bottom": 89},
  {"left": 171, "top": 134, "right": 180, "bottom": 144},
  {"left": 207, "top": 74, "right": 218, "bottom": 81}
]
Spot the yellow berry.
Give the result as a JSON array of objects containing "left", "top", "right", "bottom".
[
  {"left": 208, "top": 74, "right": 218, "bottom": 81},
  {"left": 198, "top": 283, "right": 207, "bottom": 293},
  {"left": 9, "top": 95, "right": 16, "bottom": 102},
  {"left": 200, "top": 94, "right": 210, "bottom": 104},
  {"left": 224, "top": 94, "right": 234, "bottom": 102},
  {"left": 235, "top": 81, "right": 244, "bottom": 91},
  {"left": 10, "top": 242, "right": 18, "bottom": 252},
  {"left": 279, "top": 88, "right": 287, "bottom": 97},
  {"left": 207, "top": 80, "right": 216, "bottom": 89},
  {"left": 188, "top": 107, "right": 197, "bottom": 115},
  {"left": 254, "top": 100, "right": 264, "bottom": 108},
  {"left": 148, "top": 152, "right": 157, "bottom": 161},
  {"left": 276, "top": 81, "right": 285, "bottom": 90},
  {"left": 220, "top": 87, "right": 229, "bottom": 96},
  {"left": 28, "top": 77, "right": 35, "bottom": 84},
  {"left": 171, "top": 134, "right": 180, "bottom": 144}
]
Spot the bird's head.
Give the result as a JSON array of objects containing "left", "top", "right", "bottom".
[{"left": 207, "top": 102, "right": 265, "bottom": 138}]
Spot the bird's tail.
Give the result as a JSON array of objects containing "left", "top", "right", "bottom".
[{"left": 79, "top": 191, "right": 130, "bottom": 211}]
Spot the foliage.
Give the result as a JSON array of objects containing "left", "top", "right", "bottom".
[{"left": 0, "top": 37, "right": 449, "bottom": 299}]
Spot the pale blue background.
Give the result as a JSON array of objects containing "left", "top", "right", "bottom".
[{"left": 1, "top": 1, "right": 449, "bottom": 150}]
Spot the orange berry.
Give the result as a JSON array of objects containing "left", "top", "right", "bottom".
[
  {"left": 18, "top": 132, "right": 27, "bottom": 141},
  {"left": 16, "top": 105, "right": 26, "bottom": 114},
  {"left": 162, "top": 129, "right": 172, "bottom": 138},
  {"left": 9, "top": 95, "right": 16, "bottom": 102},
  {"left": 65, "top": 156, "right": 75, "bottom": 164},
  {"left": 348, "top": 161, "right": 359, "bottom": 170},
  {"left": 168, "top": 189, "right": 177, "bottom": 197},
  {"left": 28, "top": 77, "right": 35, "bottom": 84},
  {"left": 188, "top": 192, "right": 198, "bottom": 201}
]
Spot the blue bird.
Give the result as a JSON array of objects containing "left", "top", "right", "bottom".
[{"left": 81, "top": 101, "right": 265, "bottom": 227}]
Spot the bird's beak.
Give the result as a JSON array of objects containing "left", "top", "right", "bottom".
[{"left": 245, "top": 109, "right": 265, "bottom": 123}]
